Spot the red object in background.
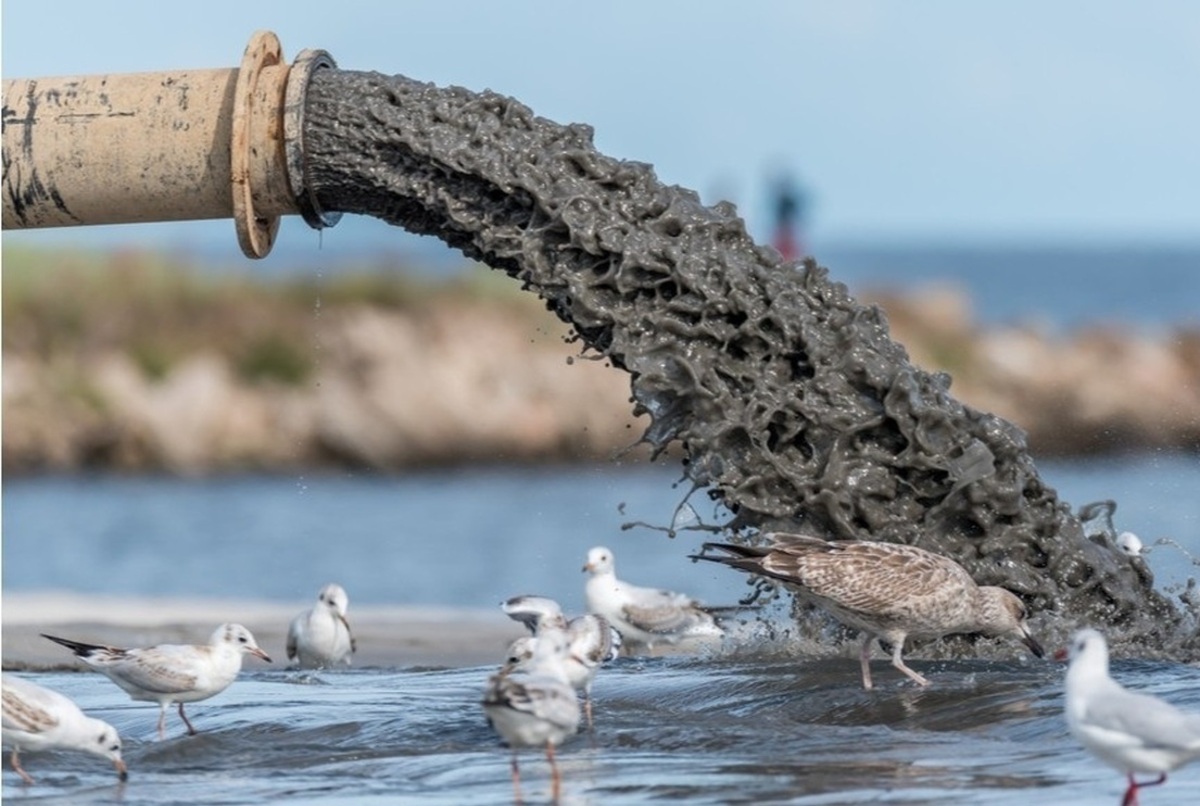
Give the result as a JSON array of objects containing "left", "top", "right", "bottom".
[
  {"left": 771, "top": 176, "right": 806, "bottom": 261},
  {"left": 773, "top": 224, "right": 800, "bottom": 262}
]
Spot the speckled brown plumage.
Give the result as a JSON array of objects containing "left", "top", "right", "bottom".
[{"left": 696, "top": 532, "right": 1045, "bottom": 688}]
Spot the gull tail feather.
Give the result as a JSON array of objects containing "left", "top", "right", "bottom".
[{"left": 40, "top": 633, "right": 113, "bottom": 657}]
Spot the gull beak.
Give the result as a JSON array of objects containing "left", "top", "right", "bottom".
[
  {"left": 1020, "top": 629, "right": 1045, "bottom": 659},
  {"left": 339, "top": 614, "right": 358, "bottom": 652},
  {"left": 252, "top": 647, "right": 273, "bottom": 663},
  {"left": 582, "top": 562, "right": 592, "bottom": 573},
  {"left": 115, "top": 758, "right": 129, "bottom": 782},
  {"left": 1052, "top": 647, "right": 1070, "bottom": 663}
]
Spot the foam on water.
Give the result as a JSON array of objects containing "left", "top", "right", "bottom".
[{"left": 296, "top": 70, "right": 1195, "bottom": 658}]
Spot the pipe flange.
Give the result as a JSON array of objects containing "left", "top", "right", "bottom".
[
  {"left": 232, "top": 30, "right": 284, "bottom": 259},
  {"left": 284, "top": 48, "right": 341, "bottom": 231}
]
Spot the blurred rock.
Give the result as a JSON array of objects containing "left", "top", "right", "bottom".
[{"left": 3, "top": 287, "right": 1197, "bottom": 473}]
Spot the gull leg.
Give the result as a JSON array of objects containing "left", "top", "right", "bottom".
[
  {"left": 1121, "top": 774, "right": 1136, "bottom": 806},
  {"left": 889, "top": 639, "right": 929, "bottom": 687},
  {"left": 509, "top": 751, "right": 522, "bottom": 804},
  {"left": 157, "top": 703, "right": 168, "bottom": 740},
  {"left": 178, "top": 702, "right": 198, "bottom": 736},
  {"left": 584, "top": 690, "right": 594, "bottom": 732},
  {"left": 859, "top": 635, "right": 876, "bottom": 690},
  {"left": 1122, "top": 773, "right": 1166, "bottom": 806},
  {"left": 546, "top": 741, "right": 561, "bottom": 802},
  {"left": 10, "top": 748, "right": 35, "bottom": 785}
]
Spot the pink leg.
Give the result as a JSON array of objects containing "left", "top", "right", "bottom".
[
  {"left": 546, "top": 741, "right": 561, "bottom": 802},
  {"left": 510, "top": 751, "right": 522, "bottom": 804},
  {"left": 157, "top": 704, "right": 168, "bottom": 740},
  {"left": 859, "top": 635, "right": 875, "bottom": 690},
  {"left": 889, "top": 639, "right": 929, "bottom": 687},
  {"left": 10, "top": 748, "right": 35, "bottom": 785}
]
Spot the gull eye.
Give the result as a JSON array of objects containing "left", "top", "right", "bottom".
[{"left": 238, "top": 635, "right": 248, "bottom": 643}]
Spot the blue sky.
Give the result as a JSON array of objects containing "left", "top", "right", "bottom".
[{"left": 3, "top": 1, "right": 1199, "bottom": 258}]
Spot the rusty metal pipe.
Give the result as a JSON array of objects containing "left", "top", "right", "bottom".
[{"left": 1, "top": 31, "right": 339, "bottom": 258}]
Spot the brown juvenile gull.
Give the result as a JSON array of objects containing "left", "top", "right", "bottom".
[
  {"left": 2, "top": 673, "right": 128, "bottom": 785},
  {"left": 694, "top": 532, "right": 1045, "bottom": 688},
  {"left": 42, "top": 624, "right": 272, "bottom": 739}
]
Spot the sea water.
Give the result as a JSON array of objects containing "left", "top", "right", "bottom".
[{"left": 3, "top": 458, "right": 1199, "bottom": 802}]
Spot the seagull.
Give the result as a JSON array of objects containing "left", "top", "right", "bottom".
[
  {"left": 693, "top": 532, "right": 1045, "bottom": 689},
  {"left": 483, "top": 629, "right": 581, "bottom": 802},
  {"left": 1060, "top": 627, "right": 1200, "bottom": 805},
  {"left": 502, "top": 594, "right": 621, "bottom": 728},
  {"left": 1116, "top": 532, "right": 1145, "bottom": 557},
  {"left": 583, "top": 546, "right": 725, "bottom": 651},
  {"left": 287, "top": 583, "right": 357, "bottom": 669},
  {"left": 42, "top": 624, "right": 272, "bottom": 739},
  {"left": 2, "top": 674, "right": 128, "bottom": 785}
]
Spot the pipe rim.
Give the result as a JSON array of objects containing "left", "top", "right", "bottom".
[
  {"left": 285, "top": 48, "right": 342, "bottom": 231},
  {"left": 232, "top": 30, "right": 284, "bottom": 259}
]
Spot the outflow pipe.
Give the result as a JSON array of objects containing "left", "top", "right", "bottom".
[{"left": 1, "top": 31, "right": 339, "bottom": 258}]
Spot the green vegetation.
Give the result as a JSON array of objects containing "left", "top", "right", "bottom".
[{"left": 1, "top": 245, "right": 550, "bottom": 386}]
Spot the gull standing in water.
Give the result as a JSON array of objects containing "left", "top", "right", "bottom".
[
  {"left": 287, "top": 583, "right": 357, "bottom": 669},
  {"left": 2, "top": 674, "right": 128, "bottom": 785},
  {"left": 42, "top": 624, "right": 271, "bottom": 739},
  {"left": 502, "top": 594, "right": 620, "bottom": 728},
  {"left": 1061, "top": 628, "right": 1200, "bottom": 805},
  {"left": 583, "top": 546, "right": 725, "bottom": 651},
  {"left": 483, "top": 629, "right": 581, "bottom": 802},
  {"left": 694, "top": 532, "right": 1044, "bottom": 688}
]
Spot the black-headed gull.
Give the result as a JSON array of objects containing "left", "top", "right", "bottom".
[
  {"left": 483, "top": 629, "right": 581, "bottom": 801},
  {"left": 42, "top": 624, "right": 271, "bottom": 739},
  {"left": 502, "top": 594, "right": 620, "bottom": 728},
  {"left": 287, "top": 583, "right": 357, "bottom": 669},
  {"left": 2, "top": 674, "right": 127, "bottom": 785},
  {"left": 1061, "top": 627, "right": 1200, "bottom": 805},
  {"left": 694, "top": 532, "right": 1045, "bottom": 688},
  {"left": 582, "top": 546, "right": 724, "bottom": 651}
]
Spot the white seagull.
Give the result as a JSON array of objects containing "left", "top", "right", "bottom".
[
  {"left": 583, "top": 546, "right": 725, "bottom": 651},
  {"left": 1116, "top": 532, "right": 1145, "bottom": 557},
  {"left": 1061, "top": 628, "right": 1200, "bottom": 805},
  {"left": 287, "top": 583, "right": 357, "bottom": 669},
  {"left": 2, "top": 674, "right": 128, "bottom": 785},
  {"left": 694, "top": 532, "right": 1044, "bottom": 689},
  {"left": 42, "top": 624, "right": 271, "bottom": 739},
  {"left": 483, "top": 630, "right": 581, "bottom": 802},
  {"left": 502, "top": 594, "right": 621, "bottom": 728}
]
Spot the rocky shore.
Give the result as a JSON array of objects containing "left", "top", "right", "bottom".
[{"left": 3, "top": 257, "right": 1198, "bottom": 474}]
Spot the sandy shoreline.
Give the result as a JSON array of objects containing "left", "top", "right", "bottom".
[{"left": 1, "top": 592, "right": 527, "bottom": 670}]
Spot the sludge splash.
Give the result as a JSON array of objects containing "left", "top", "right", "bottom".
[{"left": 300, "top": 70, "right": 1195, "bottom": 658}]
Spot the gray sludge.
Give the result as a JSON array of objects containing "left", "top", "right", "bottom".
[{"left": 301, "top": 70, "right": 1193, "bottom": 658}]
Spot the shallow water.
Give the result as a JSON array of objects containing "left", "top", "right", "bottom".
[
  {"left": 4, "top": 457, "right": 1199, "bottom": 801},
  {"left": 6, "top": 652, "right": 1199, "bottom": 804}
]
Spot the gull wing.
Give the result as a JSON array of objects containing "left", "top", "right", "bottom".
[
  {"left": 1, "top": 682, "right": 60, "bottom": 735},
  {"left": 108, "top": 648, "right": 202, "bottom": 695}
]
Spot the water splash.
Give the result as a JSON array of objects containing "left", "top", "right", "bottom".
[{"left": 299, "top": 70, "right": 1192, "bottom": 658}]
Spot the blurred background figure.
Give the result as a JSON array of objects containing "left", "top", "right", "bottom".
[{"left": 770, "top": 172, "right": 810, "bottom": 262}]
